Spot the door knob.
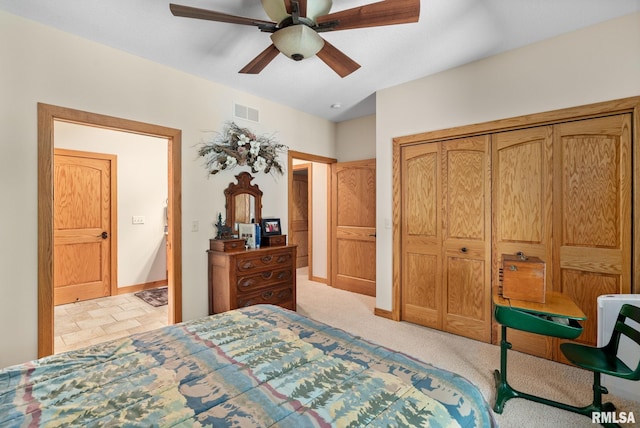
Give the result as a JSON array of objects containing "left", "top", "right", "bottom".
[{"left": 99, "top": 231, "right": 108, "bottom": 239}]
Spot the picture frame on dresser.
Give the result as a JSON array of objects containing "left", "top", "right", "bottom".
[
  {"left": 261, "top": 218, "right": 281, "bottom": 236},
  {"left": 238, "top": 222, "right": 260, "bottom": 249}
]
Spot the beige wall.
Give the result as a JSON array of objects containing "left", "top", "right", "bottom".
[
  {"left": 336, "top": 114, "right": 376, "bottom": 161},
  {"left": 0, "top": 10, "right": 335, "bottom": 368},
  {"left": 375, "top": 12, "right": 640, "bottom": 310}
]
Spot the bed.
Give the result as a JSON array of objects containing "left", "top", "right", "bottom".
[{"left": 1, "top": 304, "right": 495, "bottom": 427}]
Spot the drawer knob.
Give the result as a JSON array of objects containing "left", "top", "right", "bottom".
[
  {"left": 262, "top": 291, "right": 273, "bottom": 299},
  {"left": 262, "top": 272, "right": 274, "bottom": 279},
  {"left": 461, "top": 247, "right": 468, "bottom": 253},
  {"left": 262, "top": 255, "right": 273, "bottom": 263}
]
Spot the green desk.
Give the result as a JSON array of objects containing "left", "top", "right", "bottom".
[{"left": 493, "top": 292, "right": 587, "bottom": 414}]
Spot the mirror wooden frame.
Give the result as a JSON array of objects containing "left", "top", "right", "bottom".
[{"left": 224, "top": 172, "right": 262, "bottom": 232}]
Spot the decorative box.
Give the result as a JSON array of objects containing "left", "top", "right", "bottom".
[
  {"left": 261, "top": 234, "right": 287, "bottom": 247},
  {"left": 501, "top": 253, "right": 546, "bottom": 303},
  {"left": 209, "top": 238, "right": 245, "bottom": 252}
]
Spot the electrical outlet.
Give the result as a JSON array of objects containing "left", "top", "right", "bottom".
[{"left": 132, "top": 216, "right": 145, "bottom": 224}]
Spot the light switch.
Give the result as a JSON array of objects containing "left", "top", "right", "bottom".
[{"left": 132, "top": 216, "right": 145, "bottom": 224}]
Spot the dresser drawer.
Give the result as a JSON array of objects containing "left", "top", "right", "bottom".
[
  {"left": 262, "top": 234, "right": 287, "bottom": 247},
  {"left": 235, "top": 250, "right": 293, "bottom": 273},
  {"left": 209, "top": 238, "right": 245, "bottom": 252},
  {"left": 237, "top": 285, "right": 294, "bottom": 308},
  {"left": 237, "top": 268, "right": 293, "bottom": 293}
]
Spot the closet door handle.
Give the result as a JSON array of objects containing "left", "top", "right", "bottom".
[
  {"left": 460, "top": 247, "right": 468, "bottom": 253},
  {"left": 98, "top": 231, "right": 108, "bottom": 239}
]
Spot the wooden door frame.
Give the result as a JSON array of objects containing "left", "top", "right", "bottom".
[
  {"left": 38, "top": 103, "right": 182, "bottom": 358},
  {"left": 54, "top": 148, "right": 119, "bottom": 300},
  {"left": 392, "top": 96, "right": 640, "bottom": 322},
  {"left": 288, "top": 150, "right": 336, "bottom": 285}
]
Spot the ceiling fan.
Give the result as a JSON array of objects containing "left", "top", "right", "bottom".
[{"left": 169, "top": 0, "right": 420, "bottom": 77}]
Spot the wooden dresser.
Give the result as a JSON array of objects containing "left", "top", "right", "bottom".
[{"left": 207, "top": 244, "right": 297, "bottom": 314}]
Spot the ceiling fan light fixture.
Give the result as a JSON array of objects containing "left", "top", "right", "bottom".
[{"left": 271, "top": 25, "right": 325, "bottom": 61}]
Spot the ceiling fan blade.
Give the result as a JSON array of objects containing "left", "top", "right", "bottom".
[
  {"left": 283, "top": 0, "right": 293, "bottom": 14},
  {"left": 315, "top": 0, "right": 419, "bottom": 31},
  {"left": 170, "top": 3, "right": 275, "bottom": 28},
  {"left": 283, "top": 0, "right": 307, "bottom": 17},
  {"left": 297, "top": 0, "right": 307, "bottom": 18},
  {"left": 239, "top": 44, "right": 280, "bottom": 74},
  {"left": 316, "top": 39, "right": 361, "bottom": 78}
]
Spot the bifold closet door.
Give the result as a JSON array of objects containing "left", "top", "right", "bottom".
[
  {"left": 553, "top": 114, "right": 632, "bottom": 360},
  {"left": 401, "top": 136, "right": 491, "bottom": 341},
  {"left": 493, "top": 114, "right": 632, "bottom": 360},
  {"left": 401, "top": 143, "right": 442, "bottom": 329},
  {"left": 441, "top": 136, "right": 491, "bottom": 342},
  {"left": 492, "top": 126, "right": 554, "bottom": 358}
]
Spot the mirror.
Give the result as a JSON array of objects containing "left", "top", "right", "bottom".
[{"left": 224, "top": 172, "right": 262, "bottom": 235}]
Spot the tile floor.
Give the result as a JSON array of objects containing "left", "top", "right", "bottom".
[
  {"left": 54, "top": 270, "right": 312, "bottom": 354},
  {"left": 54, "top": 291, "right": 168, "bottom": 354}
]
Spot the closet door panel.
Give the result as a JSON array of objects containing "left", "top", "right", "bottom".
[
  {"left": 444, "top": 150, "right": 485, "bottom": 240},
  {"left": 442, "top": 136, "right": 491, "bottom": 342},
  {"left": 403, "top": 252, "right": 441, "bottom": 327},
  {"left": 492, "top": 126, "right": 554, "bottom": 358},
  {"left": 401, "top": 144, "right": 442, "bottom": 329},
  {"left": 554, "top": 114, "right": 632, "bottom": 359},
  {"left": 444, "top": 255, "right": 488, "bottom": 339}
]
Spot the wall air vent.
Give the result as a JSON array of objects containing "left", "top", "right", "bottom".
[{"left": 233, "top": 103, "right": 260, "bottom": 123}]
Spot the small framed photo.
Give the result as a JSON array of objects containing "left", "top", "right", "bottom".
[{"left": 261, "top": 218, "right": 281, "bottom": 236}]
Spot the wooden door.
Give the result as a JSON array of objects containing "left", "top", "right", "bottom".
[
  {"left": 291, "top": 165, "right": 310, "bottom": 268},
  {"left": 554, "top": 114, "right": 632, "bottom": 359},
  {"left": 492, "top": 126, "right": 555, "bottom": 358},
  {"left": 401, "top": 144, "right": 442, "bottom": 328},
  {"left": 442, "top": 136, "right": 492, "bottom": 342},
  {"left": 54, "top": 149, "right": 115, "bottom": 305},
  {"left": 331, "top": 159, "right": 376, "bottom": 296}
]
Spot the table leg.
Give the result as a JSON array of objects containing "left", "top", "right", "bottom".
[
  {"left": 493, "top": 325, "right": 521, "bottom": 413},
  {"left": 492, "top": 326, "right": 619, "bottom": 426}
]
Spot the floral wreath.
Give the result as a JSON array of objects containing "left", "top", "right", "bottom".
[{"left": 198, "top": 122, "right": 287, "bottom": 175}]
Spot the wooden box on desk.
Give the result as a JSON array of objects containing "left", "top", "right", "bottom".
[
  {"left": 261, "top": 234, "right": 287, "bottom": 247},
  {"left": 501, "top": 254, "right": 546, "bottom": 303}
]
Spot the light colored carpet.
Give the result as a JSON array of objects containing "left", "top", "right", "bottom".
[{"left": 295, "top": 269, "right": 638, "bottom": 427}]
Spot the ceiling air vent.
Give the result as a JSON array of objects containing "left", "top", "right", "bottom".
[{"left": 234, "top": 103, "right": 260, "bottom": 123}]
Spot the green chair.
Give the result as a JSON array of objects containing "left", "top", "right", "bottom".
[{"left": 560, "top": 303, "right": 640, "bottom": 427}]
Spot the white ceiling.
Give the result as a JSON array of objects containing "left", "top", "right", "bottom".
[{"left": 2, "top": 0, "right": 639, "bottom": 122}]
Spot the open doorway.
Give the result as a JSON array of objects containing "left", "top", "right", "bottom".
[
  {"left": 288, "top": 150, "right": 335, "bottom": 284},
  {"left": 37, "top": 103, "right": 182, "bottom": 358},
  {"left": 53, "top": 123, "right": 170, "bottom": 352}
]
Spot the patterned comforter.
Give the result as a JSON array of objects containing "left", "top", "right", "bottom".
[{"left": 0, "top": 305, "right": 495, "bottom": 427}]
